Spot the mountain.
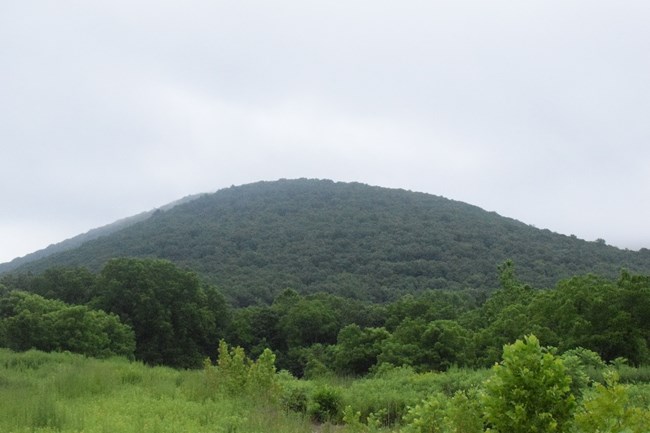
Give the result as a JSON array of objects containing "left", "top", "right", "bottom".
[{"left": 3, "top": 179, "right": 650, "bottom": 305}]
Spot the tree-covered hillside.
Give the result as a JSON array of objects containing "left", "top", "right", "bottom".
[
  {"left": 0, "top": 193, "right": 203, "bottom": 274},
  {"left": 5, "top": 179, "right": 650, "bottom": 305}
]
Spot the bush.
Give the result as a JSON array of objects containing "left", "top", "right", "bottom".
[
  {"left": 203, "top": 340, "right": 279, "bottom": 399},
  {"left": 401, "top": 389, "right": 483, "bottom": 433},
  {"left": 0, "top": 291, "right": 135, "bottom": 358},
  {"left": 574, "top": 370, "right": 650, "bottom": 433},
  {"left": 309, "top": 385, "right": 343, "bottom": 423},
  {"left": 280, "top": 383, "right": 309, "bottom": 414},
  {"left": 482, "top": 335, "right": 575, "bottom": 433},
  {"left": 445, "top": 389, "right": 484, "bottom": 433},
  {"left": 401, "top": 392, "right": 447, "bottom": 433}
]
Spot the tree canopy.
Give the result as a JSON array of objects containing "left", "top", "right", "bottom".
[
  {"left": 2, "top": 255, "right": 650, "bottom": 374},
  {"left": 93, "top": 258, "right": 229, "bottom": 368},
  {"left": 0, "top": 291, "right": 134, "bottom": 358}
]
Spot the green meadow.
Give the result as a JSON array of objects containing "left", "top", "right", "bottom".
[
  {"left": 0, "top": 349, "right": 308, "bottom": 433},
  {"left": 2, "top": 342, "right": 650, "bottom": 433}
]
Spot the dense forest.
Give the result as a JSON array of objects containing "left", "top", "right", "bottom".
[
  {"left": 2, "top": 258, "right": 650, "bottom": 376},
  {"left": 3, "top": 179, "right": 650, "bottom": 307}
]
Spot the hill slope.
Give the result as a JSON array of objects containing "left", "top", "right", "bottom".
[
  {"left": 0, "top": 194, "right": 203, "bottom": 274},
  {"left": 4, "top": 179, "right": 650, "bottom": 305}
]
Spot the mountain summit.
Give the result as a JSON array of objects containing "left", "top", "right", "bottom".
[{"left": 4, "top": 179, "right": 649, "bottom": 305}]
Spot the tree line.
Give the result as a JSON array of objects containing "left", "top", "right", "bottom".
[{"left": 1, "top": 258, "right": 649, "bottom": 373}]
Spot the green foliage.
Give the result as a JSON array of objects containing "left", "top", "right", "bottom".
[
  {"left": 482, "top": 335, "right": 576, "bottom": 433},
  {"left": 378, "top": 319, "right": 472, "bottom": 372},
  {"left": 445, "top": 389, "right": 484, "bottom": 433},
  {"left": 340, "top": 365, "right": 488, "bottom": 428},
  {"left": 9, "top": 179, "right": 650, "bottom": 306},
  {"left": 563, "top": 347, "right": 607, "bottom": 369},
  {"left": 574, "top": 370, "right": 650, "bottom": 433},
  {"left": 279, "top": 297, "right": 341, "bottom": 348},
  {"left": 334, "top": 324, "right": 390, "bottom": 375},
  {"left": 0, "top": 348, "right": 314, "bottom": 433},
  {"left": 215, "top": 339, "right": 250, "bottom": 394},
  {"left": 29, "top": 266, "right": 97, "bottom": 304},
  {"left": 342, "top": 405, "right": 367, "bottom": 432},
  {"left": 402, "top": 392, "right": 448, "bottom": 433},
  {"left": 4, "top": 346, "right": 650, "bottom": 433},
  {"left": 401, "top": 389, "right": 483, "bottom": 433},
  {"left": 5, "top": 249, "right": 650, "bottom": 379},
  {"left": 249, "top": 347, "right": 278, "bottom": 391},
  {"left": 94, "top": 258, "right": 228, "bottom": 368},
  {"left": 0, "top": 290, "right": 135, "bottom": 358},
  {"left": 204, "top": 340, "right": 280, "bottom": 399},
  {"left": 384, "top": 290, "right": 479, "bottom": 331},
  {"left": 525, "top": 275, "right": 650, "bottom": 365},
  {"left": 279, "top": 379, "right": 310, "bottom": 414},
  {"left": 615, "top": 363, "right": 650, "bottom": 384},
  {"left": 228, "top": 305, "right": 282, "bottom": 358},
  {"left": 559, "top": 355, "right": 590, "bottom": 401},
  {"left": 309, "top": 385, "right": 344, "bottom": 423}
]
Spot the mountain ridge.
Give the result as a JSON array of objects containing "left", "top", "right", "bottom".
[
  {"left": 0, "top": 193, "right": 204, "bottom": 274},
  {"left": 3, "top": 179, "right": 649, "bottom": 305}
]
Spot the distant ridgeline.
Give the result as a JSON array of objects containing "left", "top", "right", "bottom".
[
  {"left": 0, "top": 193, "right": 203, "bottom": 274},
  {"left": 2, "top": 179, "right": 650, "bottom": 305}
]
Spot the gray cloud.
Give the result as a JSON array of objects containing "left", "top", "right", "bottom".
[{"left": 1, "top": 0, "right": 650, "bottom": 262}]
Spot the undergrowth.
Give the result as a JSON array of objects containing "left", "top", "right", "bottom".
[{"left": 2, "top": 345, "right": 650, "bottom": 433}]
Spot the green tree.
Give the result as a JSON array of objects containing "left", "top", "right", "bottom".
[
  {"left": 0, "top": 291, "right": 134, "bottom": 358},
  {"left": 378, "top": 319, "right": 471, "bottom": 371},
  {"left": 30, "top": 267, "right": 96, "bottom": 304},
  {"left": 482, "top": 335, "right": 575, "bottom": 433},
  {"left": 420, "top": 320, "right": 471, "bottom": 371},
  {"left": 228, "top": 306, "right": 282, "bottom": 358},
  {"left": 278, "top": 298, "right": 340, "bottom": 348},
  {"left": 529, "top": 274, "right": 650, "bottom": 364},
  {"left": 94, "top": 258, "right": 228, "bottom": 368},
  {"left": 333, "top": 324, "right": 389, "bottom": 375}
]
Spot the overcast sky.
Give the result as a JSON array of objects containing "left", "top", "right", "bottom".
[{"left": 2, "top": 0, "right": 650, "bottom": 264}]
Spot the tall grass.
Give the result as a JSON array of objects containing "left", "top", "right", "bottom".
[
  {"left": 0, "top": 349, "right": 314, "bottom": 433},
  {"left": 3, "top": 348, "right": 650, "bottom": 433}
]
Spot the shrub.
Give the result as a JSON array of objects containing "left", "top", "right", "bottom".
[
  {"left": 401, "top": 393, "right": 447, "bottom": 433},
  {"left": 204, "top": 340, "right": 279, "bottom": 399},
  {"left": 280, "top": 382, "right": 309, "bottom": 414},
  {"left": 248, "top": 348, "right": 279, "bottom": 398},
  {"left": 445, "top": 389, "right": 484, "bottom": 433},
  {"left": 401, "top": 389, "right": 483, "bottom": 433},
  {"left": 309, "top": 385, "right": 343, "bottom": 423},
  {"left": 482, "top": 335, "right": 576, "bottom": 433},
  {"left": 574, "top": 370, "right": 650, "bottom": 433}
]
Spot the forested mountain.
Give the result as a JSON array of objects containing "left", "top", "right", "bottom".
[{"left": 3, "top": 179, "right": 650, "bottom": 305}]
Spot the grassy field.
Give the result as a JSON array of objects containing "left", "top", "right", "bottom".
[
  {"left": 2, "top": 348, "right": 649, "bottom": 433},
  {"left": 0, "top": 349, "right": 316, "bottom": 433},
  {"left": 0, "top": 348, "right": 488, "bottom": 433}
]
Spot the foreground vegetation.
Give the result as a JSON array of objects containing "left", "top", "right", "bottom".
[
  {"left": 0, "top": 348, "right": 312, "bottom": 433},
  {"left": 2, "top": 336, "right": 650, "bottom": 433}
]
